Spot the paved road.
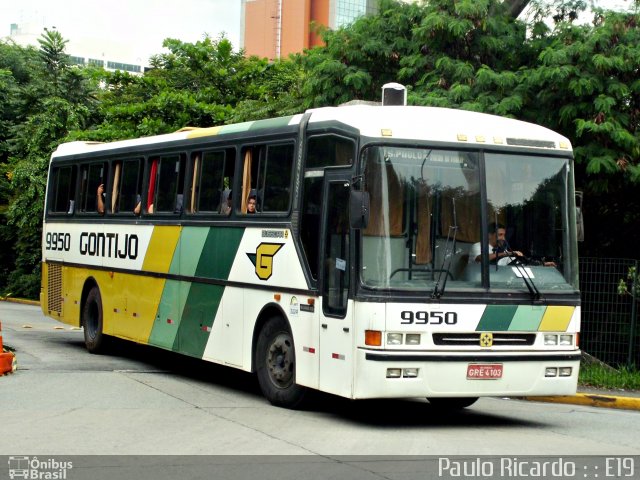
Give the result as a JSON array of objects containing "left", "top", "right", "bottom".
[{"left": 1, "top": 302, "right": 639, "bottom": 458}]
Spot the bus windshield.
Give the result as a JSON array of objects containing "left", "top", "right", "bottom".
[{"left": 360, "top": 146, "right": 576, "bottom": 293}]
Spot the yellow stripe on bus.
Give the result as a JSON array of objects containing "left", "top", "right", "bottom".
[
  {"left": 112, "top": 273, "right": 166, "bottom": 342},
  {"left": 185, "top": 126, "right": 222, "bottom": 139},
  {"left": 142, "top": 226, "right": 181, "bottom": 273},
  {"left": 538, "top": 306, "right": 574, "bottom": 331}
]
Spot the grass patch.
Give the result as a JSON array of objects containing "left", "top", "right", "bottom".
[{"left": 579, "top": 363, "right": 640, "bottom": 391}]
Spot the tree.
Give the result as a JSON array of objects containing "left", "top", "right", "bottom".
[
  {"left": 37, "top": 28, "right": 69, "bottom": 95},
  {"left": 291, "top": 0, "right": 640, "bottom": 258},
  {"left": 0, "top": 31, "right": 98, "bottom": 298}
]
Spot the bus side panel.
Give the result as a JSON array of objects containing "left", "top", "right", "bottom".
[
  {"left": 109, "top": 272, "right": 166, "bottom": 342},
  {"left": 211, "top": 226, "right": 318, "bottom": 382},
  {"left": 287, "top": 294, "right": 320, "bottom": 391}
]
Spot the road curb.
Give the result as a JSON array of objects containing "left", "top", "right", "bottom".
[
  {"left": 523, "top": 393, "right": 640, "bottom": 411},
  {"left": 1, "top": 297, "right": 40, "bottom": 306}
]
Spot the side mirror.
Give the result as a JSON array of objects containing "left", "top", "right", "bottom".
[
  {"left": 575, "top": 191, "right": 584, "bottom": 242},
  {"left": 350, "top": 190, "right": 370, "bottom": 230}
]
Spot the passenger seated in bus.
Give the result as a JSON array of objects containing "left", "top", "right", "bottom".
[
  {"left": 247, "top": 195, "right": 257, "bottom": 214},
  {"left": 221, "top": 191, "right": 232, "bottom": 215},
  {"left": 97, "top": 184, "right": 105, "bottom": 215}
]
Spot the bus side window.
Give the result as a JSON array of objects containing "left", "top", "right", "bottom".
[
  {"left": 49, "top": 166, "right": 77, "bottom": 214},
  {"left": 79, "top": 162, "right": 106, "bottom": 214},
  {"left": 306, "top": 135, "right": 355, "bottom": 168},
  {"left": 116, "top": 159, "right": 142, "bottom": 215},
  {"left": 240, "top": 143, "right": 294, "bottom": 214},
  {"left": 150, "top": 154, "right": 186, "bottom": 214},
  {"left": 193, "top": 148, "right": 235, "bottom": 214}
]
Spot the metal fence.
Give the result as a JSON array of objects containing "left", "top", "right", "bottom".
[{"left": 579, "top": 257, "right": 639, "bottom": 368}]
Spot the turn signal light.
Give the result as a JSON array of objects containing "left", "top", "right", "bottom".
[{"left": 365, "top": 330, "right": 382, "bottom": 346}]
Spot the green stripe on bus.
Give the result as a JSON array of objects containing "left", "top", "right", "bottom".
[
  {"left": 149, "top": 280, "right": 189, "bottom": 349},
  {"left": 218, "top": 121, "right": 254, "bottom": 134},
  {"left": 169, "top": 226, "right": 210, "bottom": 276},
  {"left": 248, "top": 116, "right": 295, "bottom": 131},
  {"left": 173, "top": 283, "right": 224, "bottom": 358},
  {"left": 476, "top": 305, "right": 519, "bottom": 331},
  {"left": 195, "top": 227, "right": 245, "bottom": 279},
  {"left": 508, "top": 305, "right": 546, "bottom": 331}
]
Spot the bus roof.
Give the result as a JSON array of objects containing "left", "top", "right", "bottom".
[
  {"left": 307, "top": 105, "right": 572, "bottom": 151},
  {"left": 52, "top": 105, "right": 572, "bottom": 159}
]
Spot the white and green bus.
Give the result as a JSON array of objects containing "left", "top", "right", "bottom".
[{"left": 41, "top": 100, "right": 581, "bottom": 409}]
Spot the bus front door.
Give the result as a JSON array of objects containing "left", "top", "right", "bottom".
[{"left": 318, "top": 172, "right": 354, "bottom": 398}]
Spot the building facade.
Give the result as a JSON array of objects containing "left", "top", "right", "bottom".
[
  {"left": 7, "top": 23, "right": 147, "bottom": 74},
  {"left": 241, "top": 0, "right": 378, "bottom": 60}
]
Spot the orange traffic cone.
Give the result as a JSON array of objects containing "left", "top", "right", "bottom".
[{"left": 0, "top": 321, "right": 16, "bottom": 375}]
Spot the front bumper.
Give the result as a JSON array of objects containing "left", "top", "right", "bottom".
[{"left": 352, "top": 348, "right": 581, "bottom": 399}]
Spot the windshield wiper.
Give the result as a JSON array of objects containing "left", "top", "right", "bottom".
[
  {"left": 432, "top": 198, "right": 458, "bottom": 299},
  {"left": 508, "top": 252, "right": 541, "bottom": 301}
]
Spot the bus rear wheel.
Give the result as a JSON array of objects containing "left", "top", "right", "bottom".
[
  {"left": 82, "top": 286, "right": 107, "bottom": 354},
  {"left": 256, "top": 316, "right": 306, "bottom": 408},
  {"left": 427, "top": 397, "right": 479, "bottom": 410}
]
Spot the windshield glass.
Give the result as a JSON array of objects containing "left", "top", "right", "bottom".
[
  {"left": 360, "top": 146, "right": 576, "bottom": 293},
  {"left": 481, "top": 153, "right": 574, "bottom": 292},
  {"left": 361, "top": 146, "right": 481, "bottom": 291}
]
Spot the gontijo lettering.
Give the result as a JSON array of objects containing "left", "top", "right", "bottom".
[{"left": 79, "top": 232, "right": 138, "bottom": 259}]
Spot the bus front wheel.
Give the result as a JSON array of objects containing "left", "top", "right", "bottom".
[
  {"left": 256, "top": 316, "right": 306, "bottom": 408},
  {"left": 82, "top": 286, "right": 106, "bottom": 354},
  {"left": 427, "top": 397, "right": 479, "bottom": 410}
]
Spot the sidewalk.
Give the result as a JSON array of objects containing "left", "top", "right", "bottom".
[{"left": 524, "top": 387, "right": 640, "bottom": 411}]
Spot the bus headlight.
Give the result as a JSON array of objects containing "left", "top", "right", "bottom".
[
  {"left": 545, "top": 367, "right": 558, "bottom": 377},
  {"left": 387, "top": 333, "right": 403, "bottom": 345},
  {"left": 405, "top": 334, "right": 421, "bottom": 345},
  {"left": 559, "top": 334, "right": 573, "bottom": 346},
  {"left": 559, "top": 367, "right": 573, "bottom": 377},
  {"left": 544, "top": 334, "right": 558, "bottom": 346}
]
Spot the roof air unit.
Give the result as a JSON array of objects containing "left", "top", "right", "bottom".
[{"left": 382, "top": 83, "right": 406, "bottom": 106}]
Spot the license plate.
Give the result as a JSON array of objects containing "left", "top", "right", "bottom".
[{"left": 467, "top": 363, "right": 503, "bottom": 379}]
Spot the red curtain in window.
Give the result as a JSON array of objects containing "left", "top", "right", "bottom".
[{"left": 147, "top": 159, "right": 158, "bottom": 211}]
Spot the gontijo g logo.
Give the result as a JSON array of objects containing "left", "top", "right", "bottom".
[{"left": 247, "top": 243, "right": 284, "bottom": 280}]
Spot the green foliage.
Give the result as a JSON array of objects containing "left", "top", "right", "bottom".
[
  {"left": 579, "top": 363, "right": 640, "bottom": 391},
  {"left": 1, "top": 1, "right": 640, "bottom": 296},
  {"left": 79, "top": 35, "right": 305, "bottom": 140},
  {"left": 302, "top": 0, "right": 426, "bottom": 106},
  {"left": 0, "top": 31, "right": 99, "bottom": 297},
  {"left": 618, "top": 266, "right": 639, "bottom": 298}
]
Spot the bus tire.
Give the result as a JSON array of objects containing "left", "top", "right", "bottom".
[
  {"left": 82, "top": 286, "right": 107, "bottom": 354},
  {"left": 427, "top": 397, "right": 479, "bottom": 410},
  {"left": 256, "top": 316, "right": 306, "bottom": 409}
]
